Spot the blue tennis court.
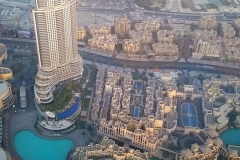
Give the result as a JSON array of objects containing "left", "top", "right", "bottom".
[
  {"left": 181, "top": 103, "right": 198, "bottom": 127},
  {"left": 134, "top": 107, "right": 140, "bottom": 118}
]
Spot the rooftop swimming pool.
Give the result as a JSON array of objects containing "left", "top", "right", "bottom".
[
  {"left": 134, "top": 107, "right": 140, "bottom": 118},
  {"left": 220, "top": 128, "right": 240, "bottom": 146},
  {"left": 14, "top": 130, "right": 73, "bottom": 160}
]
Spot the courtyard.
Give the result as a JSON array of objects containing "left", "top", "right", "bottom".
[{"left": 177, "top": 99, "right": 204, "bottom": 129}]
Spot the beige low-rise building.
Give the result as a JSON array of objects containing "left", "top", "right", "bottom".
[
  {"left": 135, "top": 18, "right": 160, "bottom": 32},
  {"left": 77, "top": 27, "right": 86, "bottom": 41},
  {"left": 129, "top": 30, "right": 152, "bottom": 44},
  {"left": 152, "top": 43, "right": 178, "bottom": 56},
  {"left": 157, "top": 30, "right": 174, "bottom": 44},
  {"left": 226, "top": 47, "right": 240, "bottom": 62},
  {"left": 0, "top": 43, "right": 7, "bottom": 65},
  {"left": 192, "top": 39, "right": 220, "bottom": 60},
  {"left": 221, "top": 23, "right": 236, "bottom": 39},
  {"left": 234, "top": 18, "right": 240, "bottom": 29},
  {"left": 171, "top": 25, "right": 191, "bottom": 36},
  {"left": 129, "top": 11, "right": 145, "bottom": 24},
  {"left": 224, "top": 38, "right": 240, "bottom": 48},
  {"left": 71, "top": 136, "right": 150, "bottom": 160},
  {"left": 190, "top": 29, "right": 217, "bottom": 40},
  {"left": 88, "top": 24, "right": 111, "bottom": 37},
  {"left": 179, "top": 129, "right": 225, "bottom": 160},
  {"left": 198, "top": 14, "right": 217, "bottom": 30},
  {"left": 105, "top": 34, "right": 118, "bottom": 43},
  {"left": 122, "top": 39, "right": 141, "bottom": 54},
  {"left": 88, "top": 35, "right": 117, "bottom": 52},
  {"left": 190, "top": 29, "right": 217, "bottom": 49},
  {"left": 114, "top": 17, "right": 131, "bottom": 35}
]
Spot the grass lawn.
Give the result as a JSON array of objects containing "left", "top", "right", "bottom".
[
  {"left": 75, "top": 118, "right": 86, "bottom": 129},
  {"left": 42, "top": 83, "right": 73, "bottom": 111},
  {"left": 82, "top": 98, "right": 90, "bottom": 110}
]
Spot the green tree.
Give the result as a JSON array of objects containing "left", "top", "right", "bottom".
[{"left": 184, "top": 77, "right": 189, "bottom": 85}]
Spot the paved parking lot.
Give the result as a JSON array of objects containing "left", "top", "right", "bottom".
[{"left": 94, "top": 0, "right": 128, "bottom": 9}]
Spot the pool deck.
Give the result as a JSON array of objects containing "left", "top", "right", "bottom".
[
  {"left": 181, "top": 103, "right": 198, "bottom": 127},
  {"left": 8, "top": 111, "right": 88, "bottom": 160}
]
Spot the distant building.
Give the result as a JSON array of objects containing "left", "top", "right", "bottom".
[
  {"left": 0, "top": 80, "right": 14, "bottom": 111},
  {"left": 234, "top": 18, "right": 240, "bottom": 29},
  {"left": 88, "top": 24, "right": 111, "bottom": 37},
  {"left": 77, "top": 27, "right": 86, "bottom": 41},
  {"left": 157, "top": 30, "right": 174, "bottom": 44},
  {"left": 171, "top": 24, "right": 191, "bottom": 36},
  {"left": 88, "top": 34, "right": 117, "bottom": 52},
  {"left": 152, "top": 43, "right": 178, "bottom": 56},
  {"left": 129, "top": 30, "right": 152, "bottom": 44},
  {"left": 221, "top": 23, "right": 236, "bottom": 39},
  {"left": 129, "top": 11, "right": 145, "bottom": 24},
  {"left": 179, "top": 130, "right": 225, "bottom": 160},
  {"left": 192, "top": 39, "right": 220, "bottom": 60},
  {"left": 135, "top": 17, "right": 160, "bottom": 32},
  {"left": 71, "top": 136, "right": 150, "bottom": 160},
  {"left": 114, "top": 17, "right": 131, "bottom": 35},
  {"left": 0, "top": 67, "right": 13, "bottom": 81},
  {"left": 198, "top": 15, "right": 216, "bottom": 30},
  {"left": 122, "top": 39, "right": 141, "bottom": 54},
  {"left": 0, "top": 43, "right": 7, "bottom": 65},
  {"left": 190, "top": 29, "right": 217, "bottom": 49}
]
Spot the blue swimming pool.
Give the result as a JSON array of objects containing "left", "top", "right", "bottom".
[
  {"left": 134, "top": 107, "right": 140, "bottom": 118},
  {"left": 181, "top": 103, "right": 198, "bottom": 127},
  {"left": 136, "top": 82, "right": 142, "bottom": 89},
  {"left": 14, "top": 130, "right": 73, "bottom": 160},
  {"left": 220, "top": 128, "right": 240, "bottom": 146}
]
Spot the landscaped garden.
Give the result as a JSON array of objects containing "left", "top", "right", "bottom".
[
  {"left": 82, "top": 98, "right": 90, "bottom": 110},
  {"left": 42, "top": 83, "right": 74, "bottom": 111}
]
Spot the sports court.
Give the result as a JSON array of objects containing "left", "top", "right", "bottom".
[{"left": 181, "top": 103, "right": 198, "bottom": 127}]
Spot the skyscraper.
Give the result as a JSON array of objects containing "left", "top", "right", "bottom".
[{"left": 33, "top": 0, "right": 83, "bottom": 104}]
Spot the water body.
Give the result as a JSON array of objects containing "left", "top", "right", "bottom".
[
  {"left": 220, "top": 128, "right": 240, "bottom": 146},
  {"left": 14, "top": 130, "right": 73, "bottom": 160}
]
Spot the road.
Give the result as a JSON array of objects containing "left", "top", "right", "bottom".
[
  {"left": 76, "top": 5, "right": 240, "bottom": 21},
  {"left": 1, "top": 38, "right": 240, "bottom": 74}
]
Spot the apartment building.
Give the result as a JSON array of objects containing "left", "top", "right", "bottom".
[
  {"left": 221, "top": 23, "right": 236, "bottom": 39},
  {"left": 129, "top": 30, "right": 152, "bottom": 44},
  {"left": 33, "top": 0, "right": 83, "bottom": 103},
  {"left": 129, "top": 11, "right": 145, "bottom": 24},
  {"left": 234, "top": 18, "right": 240, "bottom": 29},
  {"left": 122, "top": 39, "right": 141, "bottom": 54},
  {"left": 135, "top": 18, "right": 160, "bottom": 32},
  {"left": 0, "top": 43, "right": 7, "bottom": 65},
  {"left": 171, "top": 25, "right": 191, "bottom": 36},
  {"left": 224, "top": 38, "right": 240, "bottom": 48},
  {"left": 152, "top": 43, "right": 178, "bottom": 56},
  {"left": 202, "top": 77, "right": 240, "bottom": 131},
  {"left": 198, "top": 14, "right": 217, "bottom": 30},
  {"left": 71, "top": 136, "right": 150, "bottom": 160},
  {"left": 88, "top": 24, "right": 111, "bottom": 37},
  {"left": 226, "top": 47, "right": 240, "bottom": 62},
  {"left": 77, "top": 27, "right": 86, "bottom": 41},
  {"left": 157, "top": 30, "right": 174, "bottom": 44},
  {"left": 190, "top": 29, "right": 217, "bottom": 49},
  {"left": 190, "top": 29, "right": 217, "bottom": 40},
  {"left": 192, "top": 39, "right": 220, "bottom": 60},
  {"left": 179, "top": 130, "right": 224, "bottom": 160},
  {"left": 114, "top": 17, "right": 131, "bottom": 35},
  {"left": 88, "top": 34, "right": 117, "bottom": 52}
]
